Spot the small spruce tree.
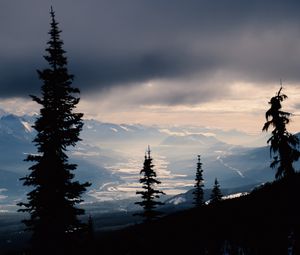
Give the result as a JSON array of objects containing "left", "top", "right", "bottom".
[
  {"left": 193, "top": 155, "right": 204, "bottom": 207},
  {"left": 135, "top": 146, "right": 165, "bottom": 222},
  {"left": 87, "top": 215, "right": 95, "bottom": 241},
  {"left": 262, "top": 86, "right": 300, "bottom": 179},
  {"left": 210, "top": 178, "right": 222, "bottom": 205},
  {"left": 18, "top": 7, "right": 90, "bottom": 255}
]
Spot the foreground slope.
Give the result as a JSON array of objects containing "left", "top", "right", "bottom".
[{"left": 96, "top": 173, "right": 300, "bottom": 255}]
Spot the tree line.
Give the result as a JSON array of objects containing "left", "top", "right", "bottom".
[{"left": 134, "top": 148, "right": 223, "bottom": 223}]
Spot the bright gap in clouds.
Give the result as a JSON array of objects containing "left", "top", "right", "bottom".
[
  {"left": 2, "top": 81, "right": 300, "bottom": 135},
  {"left": 78, "top": 81, "right": 300, "bottom": 134}
]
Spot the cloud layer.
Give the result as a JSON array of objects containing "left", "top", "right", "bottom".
[{"left": 1, "top": 0, "right": 300, "bottom": 106}]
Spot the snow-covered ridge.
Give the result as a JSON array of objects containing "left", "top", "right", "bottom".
[{"left": 21, "top": 121, "right": 33, "bottom": 133}]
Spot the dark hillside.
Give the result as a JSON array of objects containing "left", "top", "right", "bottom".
[{"left": 94, "top": 173, "right": 300, "bottom": 255}]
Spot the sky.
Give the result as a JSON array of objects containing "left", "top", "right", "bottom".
[{"left": 1, "top": 0, "right": 300, "bottom": 134}]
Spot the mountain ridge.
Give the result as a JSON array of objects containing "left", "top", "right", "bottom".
[{"left": 0, "top": 112, "right": 288, "bottom": 208}]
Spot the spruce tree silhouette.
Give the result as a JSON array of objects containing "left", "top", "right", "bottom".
[
  {"left": 135, "top": 146, "right": 165, "bottom": 222},
  {"left": 87, "top": 214, "right": 95, "bottom": 241},
  {"left": 85, "top": 214, "right": 95, "bottom": 253},
  {"left": 193, "top": 155, "right": 204, "bottom": 207},
  {"left": 210, "top": 178, "right": 222, "bottom": 205},
  {"left": 262, "top": 86, "right": 300, "bottom": 179},
  {"left": 18, "top": 7, "right": 90, "bottom": 255}
]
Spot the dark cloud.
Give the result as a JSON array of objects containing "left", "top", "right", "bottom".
[
  {"left": 71, "top": 48, "right": 217, "bottom": 93},
  {"left": 0, "top": 57, "right": 40, "bottom": 97},
  {"left": 1, "top": 0, "right": 300, "bottom": 102}
]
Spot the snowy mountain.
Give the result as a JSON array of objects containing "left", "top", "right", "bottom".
[
  {"left": 0, "top": 109, "right": 6, "bottom": 117},
  {"left": 0, "top": 114, "right": 119, "bottom": 206},
  {"left": 161, "top": 133, "right": 222, "bottom": 146},
  {"left": 0, "top": 112, "right": 280, "bottom": 209}
]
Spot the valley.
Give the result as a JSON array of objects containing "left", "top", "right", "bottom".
[{"left": 0, "top": 111, "right": 273, "bottom": 212}]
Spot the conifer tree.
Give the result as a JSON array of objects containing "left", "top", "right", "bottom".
[
  {"left": 193, "top": 155, "right": 204, "bottom": 207},
  {"left": 18, "top": 7, "right": 90, "bottom": 254},
  {"left": 85, "top": 214, "right": 95, "bottom": 253},
  {"left": 262, "top": 86, "right": 300, "bottom": 179},
  {"left": 87, "top": 215, "right": 95, "bottom": 241},
  {"left": 135, "top": 146, "right": 165, "bottom": 222},
  {"left": 210, "top": 178, "right": 222, "bottom": 205}
]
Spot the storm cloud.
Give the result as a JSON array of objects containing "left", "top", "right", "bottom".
[{"left": 1, "top": 0, "right": 300, "bottom": 105}]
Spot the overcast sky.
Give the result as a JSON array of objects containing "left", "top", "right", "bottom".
[{"left": 1, "top": 0, "right": 300, "bottom": 133}]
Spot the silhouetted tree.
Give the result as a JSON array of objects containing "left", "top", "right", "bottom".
[
  {"left": 87, "top": 215, "right": 95, "bottom": 241},
  {"left": 135, "top": 146, "right": 165, "bottom": 222},
  {"left": 210, "top": 178, "right": 222, "bottom": 204},
  {"left": 84, "top": 214, "right": 95, "bottom": 254},
  {"left": 193, "top": 155, "right": 204, "bottom": 207},
  {"left": 262, "top": 86, "right": 300, "bottom": 179},
  {"left": 18, "top": 7, "right": 90, "bottom": 255}
]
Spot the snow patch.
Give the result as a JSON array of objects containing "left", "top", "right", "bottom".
[
  {"left": 159, "top": 129, "right": 185, "bottom": 136},
  {"left": 168, "top": 196, "right": 186, "bottom": 205},
  {"left": 119, "top": 125, "right": 131, "bottom": 132},
  {"left": 21, "top": 121, "right": 33, "bottom": 133},
  {"left": 217, "top": 156, "right": 245, "bottom": 178},
  {"left": 222, "top": 192, "right": 248, "bottom": 200},
  {"left": 200, "top": 132, "right": 216, "bottom": 137}
]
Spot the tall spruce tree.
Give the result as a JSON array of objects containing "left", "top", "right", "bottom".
[
  {"left": 18, "top": 7, "right": 90, "bottom": 254},
  {"left": 210, "top": 178, "right": 222, "bottom": 205},
  {"left": 193, "top": 155, "right": 204, "bottom": 207},
  {"left": 135, "top": 146, "right": 165, "bottom": 222},
  {"left": 262, "top": 86, "right": 300, "bottom": 179}
]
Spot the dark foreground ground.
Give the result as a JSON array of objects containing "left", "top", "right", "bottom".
[
  {"left": 95, "top": 173, "right": 300, "bottom": 255},
  {"left": 2, "top": 173, "right": 300, "bottom": 254}
]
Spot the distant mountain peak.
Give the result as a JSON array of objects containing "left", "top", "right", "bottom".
[
  {"left": 0, "top": 113, "right": 34, "bottom": 139},
  {"left": 0, "top": 108, "right": 7, "bottom": 117},
  {"left": 161, "top": 133, "right": 220, "bottom": 146}
]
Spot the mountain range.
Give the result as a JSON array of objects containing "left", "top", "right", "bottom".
[{"left": 0, "top": 109, "right": 281, "bottom": 210}]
